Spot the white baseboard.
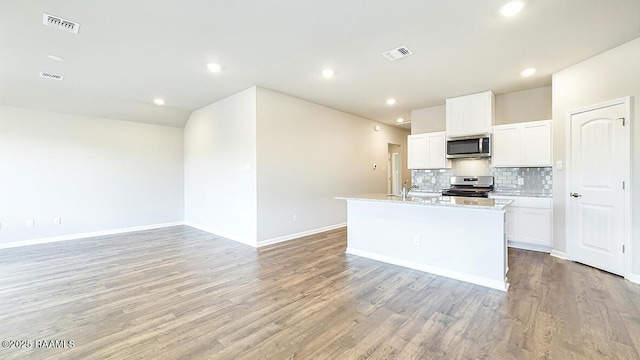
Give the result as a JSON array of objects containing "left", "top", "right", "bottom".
[
  {"left": 183, "top": 222, "right": 257, "bottom": 248},
  {"left": 625, "top": 272, "right": 640, "bottom": 285},
  {"left": 550, "top": 250, "right": 568, "bottom": 260},
  {"left": 346, "top": 247, "right": 508, "bottom": 292},
  {"left": 257, "top": 223, "right": 346, "bottom": 248},
  {"left": 0, "top": 221, "right": 185, "bottom": 250},
  {"left": 508, "top": 241, "right": 552, "bottom": 253}
]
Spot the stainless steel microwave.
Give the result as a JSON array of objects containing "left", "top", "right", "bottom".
[{"left": 446, "top": 135, "right": 491, "bottom": 159}]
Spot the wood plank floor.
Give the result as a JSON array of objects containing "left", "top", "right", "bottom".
[{"left": 1, "top": 226, "right": 639, "bottom": 359}]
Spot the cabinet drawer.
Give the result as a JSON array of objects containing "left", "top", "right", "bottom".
[
  {"left": 518, "top": 197, "right": 552, "bottom": 209},
  {"left": 489, "top": 195, "right": 551, "bottom": 209},
  {"left": 489, "top": 195, "right": 518, "bottom": 207}
]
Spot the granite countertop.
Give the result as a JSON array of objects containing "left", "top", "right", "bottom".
[
  {"left": 406, "top": 190, "right": 441, "bottom": 197},
  {"left": 336, "top": 193, "right": 513, "bottom": 211},
  {"left": 490, "top": 190, "right": 552, "bottom": 198}
]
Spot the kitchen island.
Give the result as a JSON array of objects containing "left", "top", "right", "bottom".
[{"left": 336, "top": 194, "right": 513, "bottom": 291}]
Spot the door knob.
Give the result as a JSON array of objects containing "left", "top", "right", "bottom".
[{"left": 570, "top": 192, "right": 582, "bottom": 198}]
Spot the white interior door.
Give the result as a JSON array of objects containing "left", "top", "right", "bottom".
[{"left": 568, "top": 100, "right": 629, "bottom": 276}]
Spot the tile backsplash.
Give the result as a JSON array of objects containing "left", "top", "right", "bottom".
[
  {"left": 493, "top": 167, "right": 553, "bottom": 195},
  {"left": 412, "top": 160, "right": 553, "bottom": 195},
  {"left": 411, "top": 169, "right": 454, "bottom": 192}
]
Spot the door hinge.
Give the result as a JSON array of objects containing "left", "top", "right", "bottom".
[
  {"left": 623, "top": 245, "right": 626, "bottom": 253},
  {"left": 623, "top": 181, "right": 626, "bottom": 190},
  {"left": 618, "top": 117, "right": 626, "bottom": 126}
]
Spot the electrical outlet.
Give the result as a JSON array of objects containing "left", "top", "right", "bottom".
[
  {"left": 431, "top": 178, "right": 436, "bottom": 184},
  {"left": 26, "top": 219, "right": 34, "bottom": 227},
  {"left": 54, "top": 217, "right": 61, "bottom": 225},
  {"left": 517, "top": 177, "right": 525, "bottom": 186},
  {"left": 412, "top": 235, "right": 420, "bottom": 246},
  {"left": 293, "top": 214, "right": 297, "bottom": 222}
]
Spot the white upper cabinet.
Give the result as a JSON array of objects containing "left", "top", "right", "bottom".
[
  {"left": 520, "top": 121, "right": 552, "bottom": 166},
  {"left": 492, "top": 120, "right": 552, "bottom": 167},
  {"left": 407, "top": 132, "right": 449, "bottom": 169},
  {"left": 492, "top": 125, "right": 520, "bottom": 166},
  {"left": 446, "top": 91, "right": 495, "bottom": 137},
  {"left": 407, "top": 134, "right": 429, "bottom": 169},
  {"left": 427, "top": 132, "right": 447, "bottom": 168}
]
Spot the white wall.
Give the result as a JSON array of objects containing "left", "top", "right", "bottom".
[
  {"left": 256, "top": 88, "right": 409, "bottom": 244},
  {"left": 495, "top": 86, "right": 552, "bottom": 125},
  {"left": 411, "top": 105, "right": 446, "bottom": 133},
  {"left": 0, "top": 105, "right": 184, "bottom": 244},
  {"left": 184, "top": 87, "right": 258, "bottom": 246},
  {"left": 552, "top": 37, "right": 640, "bottom": 276},
  {"left": 410, "top": 86, "right": 552, "bottom": 134}
]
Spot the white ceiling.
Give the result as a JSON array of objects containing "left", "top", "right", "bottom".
[{"left": 1, "top": 1, "right": 639, "bottom": 128}]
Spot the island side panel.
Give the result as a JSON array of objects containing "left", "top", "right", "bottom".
[{"left": 345, "top": 200, "right": 507, "bottom": 291}]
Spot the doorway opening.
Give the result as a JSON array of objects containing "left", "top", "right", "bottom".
[{"left": 388, "top": 143, "right": 402, "bottom": 195}]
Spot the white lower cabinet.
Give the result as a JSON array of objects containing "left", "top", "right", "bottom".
[
  {"left": 491, "top": 196, "right": 552, "bottom": 252},
  {"left": 519, "top": 207, "right": 552, "bottom": 247},
  {"left": 505, "top": 206, "right": 518, "bottom": 241}
]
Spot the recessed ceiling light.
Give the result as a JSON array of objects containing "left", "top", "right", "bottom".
[
  {"left": 500, "top": 1, "right": 524, "bottom": 17},
  {"left": 520, "top": 68, "right": 536, "bottom": 77},
  {"left": 321, "top": 69, "right": 334, "bottom": 78},
  {"left": 207, "top": 63, "right": 222, "bottom": 73},
  {"left": 153, "top": 98, "right": 165, "bottom": 106},
  {"left": 396, "top": 118, "right": 405, "bottom": 123},
  {"left": 48, "top": 54, "right": 64, "bottom": 62},
  {"left": 386, "top": 98, "right": 396, "bottom": 105}
]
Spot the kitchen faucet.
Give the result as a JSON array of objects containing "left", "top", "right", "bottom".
[{"left": 402, "top": 181, "right": 419, "bottom": 199}]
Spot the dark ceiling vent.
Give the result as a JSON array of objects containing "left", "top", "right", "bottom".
[
  {"left": 382, "top": 46, "right": 413, "bottom": 61},
  {"left": 39, "top": 72, "right": 64, "bottom": 81},
  {"left": 42, "top": 13, "right": 80, "bottom": 34}
]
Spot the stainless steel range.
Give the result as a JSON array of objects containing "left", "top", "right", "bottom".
[{"left": 442, "top": 176, "right": 494, "bottom": 198}]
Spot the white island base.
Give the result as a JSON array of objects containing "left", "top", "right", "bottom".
[{"left": 342, "top": 197, "right": 509, "bottom": 291}]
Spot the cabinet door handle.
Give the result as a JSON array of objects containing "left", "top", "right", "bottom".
[{"left": 570, "top": 192, "right": 582, "bottom": 198}]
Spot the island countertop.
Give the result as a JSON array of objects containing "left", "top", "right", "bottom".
[{"left": 336, "top": 193, "right": 513, "bottom": 211}]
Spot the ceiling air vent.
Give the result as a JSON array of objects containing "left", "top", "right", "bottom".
[
  {"left": 39, "top": 72, "right": 64, "bottom": 81},
  {"left": 42, "top": 13, "right": 80, "bottom": 34},
  {"left": 382, "top": 46, "right": 413, "bottom": 61}
]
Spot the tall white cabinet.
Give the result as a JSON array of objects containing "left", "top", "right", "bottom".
[
  {"left": 492, "top": 120, "right": 552, "bottom": 167},
  {"left": 446, "top": 91, "right": 495, "bottom": 137},
  {"left": 407, "top": 132, "right": 448, "bottom": 169}
]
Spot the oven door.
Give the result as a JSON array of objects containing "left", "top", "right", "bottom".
[{"left": 442, "top": 189, "right": 490, "bottom": 198}]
